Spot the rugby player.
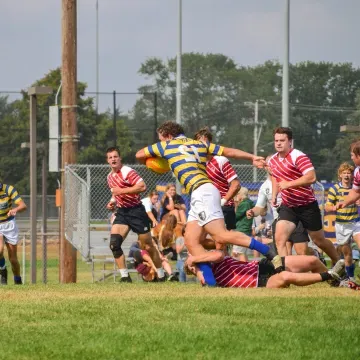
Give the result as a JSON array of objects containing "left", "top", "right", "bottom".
[{"left": 135, "top": 121, "right": 283, "bottom": 285}]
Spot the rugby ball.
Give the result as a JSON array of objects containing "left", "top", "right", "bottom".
[{"left": 146, "top": 157, "right": 170, "bottom": 174}]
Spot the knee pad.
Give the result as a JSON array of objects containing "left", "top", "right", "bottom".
[{"left": 110, "top": 234, "right": 124, "bottom": 258}]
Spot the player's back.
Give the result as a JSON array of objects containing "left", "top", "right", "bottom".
[{"left": 146, "top": 135, "right": 223, "bottom": 194}]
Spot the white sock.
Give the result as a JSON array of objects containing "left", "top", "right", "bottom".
[
  {"left": 157, "top": 268, "right": 165, "bottom": 278},
  {"left": 119, "top": 269, "right": 129, "bottom": 277},
  {"left": 0, "top": 265, "right": 6, "bottom": 270}
]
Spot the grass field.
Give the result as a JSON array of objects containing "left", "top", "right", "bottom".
[
  {"left": 1, "top": 284, "right": 359, "bottom": 360},
  {"left": 2, "top": 243, "right": 360, "bottom": 360}
]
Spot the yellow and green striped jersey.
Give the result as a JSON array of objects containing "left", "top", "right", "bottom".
[
  {"left": 326, "top": 183, "right": 359, "bottom": 223},
  {"left": 0, "top": 184, "right": 22, "bottom": 223},
  {"left": 144, "top": 135, "right": 224, "bottom": 194}
]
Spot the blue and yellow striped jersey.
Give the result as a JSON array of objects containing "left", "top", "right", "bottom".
[
  {"left": 144, "top": 135, "right": 224, "bottom": 194},
  {"left": 0, "top": 184, "right": 22, "bottom": 223},
  {"left": 326, "top": 183, "right": 359, "bottom": 223}
]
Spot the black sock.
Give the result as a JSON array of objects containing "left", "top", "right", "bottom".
[{"left": 320, "top": 272, "right": 332, "bottom": 282}]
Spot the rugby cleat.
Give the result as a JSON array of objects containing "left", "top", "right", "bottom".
[
  {"left": 120, "top": 275, "right": 132, "bottom": 283},
  {"left": 328, "top": 259, "right": 345, "bottom": 281}
]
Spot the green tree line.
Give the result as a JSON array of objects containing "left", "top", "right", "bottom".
[{"left": 1, "top": 54, "right": 360, "bottom": 195}]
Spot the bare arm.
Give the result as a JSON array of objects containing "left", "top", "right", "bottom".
[
  {"left": 142, "top": 253, "right": 157, "bottom": 272},
  {"left": 337, "top": 188, "right": 360, "bottom": 209},
  {"left": 271, "top": 176, "right": 279, "bottom": 206},
  {"left": 223, "top": 179, "right": 241, "bottom": 202},
  {"left": 147, "top": 211, "right": 158, "bottom": 226},
  {"left": 187, "top": 250, "right": 224, "bottom": 265},
  {"left": 247, "top": 205, "right": 268, "bottom": 219},
  {"left": 111, "top": 180, "right": 146, "bottom": 195},
  {"left": 8, "top": 199, "right": 27, "bottom": 217},
  {"left": 325, "top": 203, "right": 335, "bottom": 213},
  {"left": 135, "top": 149, "right": 147, "bottom": 164},
  {"left": 279, "top": 170, "right": 316, "bottom": 190},
  {"left": 222, "top": 147, "right": 255, "bottom": 161}
]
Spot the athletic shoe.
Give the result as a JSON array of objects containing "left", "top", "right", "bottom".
[
  {"left": 120, "top": 275, "right": 132, "bottom": 283},
  {"left": 328, "top": 259, "right": 345, "bottom": 281},
  {"left": 167, "top": 274, "right": 179, "bottom": 282},
  {"left": 271, "top": 255, "right": 284, "bottom": 273},
  {"left": 14, "top": 278, "right": 22, "bottom": 285},
  {"left": 157, "top": 276, "right": 166, "bottom": 282},
  {"left": 0, "top": 268, "right": 8, "bottom": 285}
]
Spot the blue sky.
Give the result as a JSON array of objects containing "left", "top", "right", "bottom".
[{"left": 1, "top": 0, "right": 358, "bottom": 102}]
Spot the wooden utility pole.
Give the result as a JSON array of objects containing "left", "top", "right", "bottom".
[{"left": 60, "top": 0, "right": 78, "bottom": 283}]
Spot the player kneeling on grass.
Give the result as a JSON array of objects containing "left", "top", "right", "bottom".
[{"left": 184, "top": 251, "right": 351, "bottom": 289}]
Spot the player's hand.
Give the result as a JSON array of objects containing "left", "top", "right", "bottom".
[
  {"left": 7, "top": 209, "right": 17, "bottom": 217},
  {"left": 334, "top": 202, "right": 345, "bottom": 211},
  {"left": 246, "top": 209, "right": 255, "bottom": 219},
  {"left": 185, "top": 254, "right": 195, "bottom": 267},
  {"left": 272, "top": 198, "right": 279, "bottom": 208},
  {"left": 278, "top": 180, "right": 291, "bottom": 190},
  {"left": 252, "top": 156, "right": 266, "bottom": 169},
  {"left": 106, "top": 202, "right": 115, "bottom": 211},
  {"left": 220, "top": 198, "right": 227, "bottom": 207},
  {"left": 152, "top": 220, "right": 158, "bottom": 228}
]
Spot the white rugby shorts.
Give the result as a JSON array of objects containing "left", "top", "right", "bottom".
[
  {"left": 232, "top": 245, "right": 252, "bottom": 255},
  {"left": 0, "top": 219, "right": 20, "bottom": 245},
  {"left": 335, "top": 222, "right": 360, "bottom": 246},
  {"left": 187, "top": 183, "right": 224, "bottom": 227}
]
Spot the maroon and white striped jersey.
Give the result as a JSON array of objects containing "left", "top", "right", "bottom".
[
  {"left": 353, "top": 167, "right": 360, "bottom": 190},
  {"left": 268, "top": 149, "right": 315, "bottom": 207},
  {"left": 212, "top": 256, "right": 259, "bottom": 288},
  {"left": 206, "top": 156, "right": 238, "bottom": 206},
  {"left": 107, "top": 166, "right": 143, "bottom": 208}
]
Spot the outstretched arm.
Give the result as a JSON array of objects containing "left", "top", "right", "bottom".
[
  {"left": 135, "top": 149, "right": 147, "bottom": 164},
  {"left": 336, "top": 188, "right": 360, "bottom": 209},
  {"left": 222, "top": 147, "right": 265, "bottom": 168}
]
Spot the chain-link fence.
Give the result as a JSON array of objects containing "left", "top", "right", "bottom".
[
  {"left": 64, "top": 163, "right": 327, "bottom": 258},
  {"left": 66, "top": 164, "right": 269, "bottom": 221}
]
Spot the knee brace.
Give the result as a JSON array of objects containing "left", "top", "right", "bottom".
[{"left": 110, "top": 234, "right": 124, "bottom": 258}]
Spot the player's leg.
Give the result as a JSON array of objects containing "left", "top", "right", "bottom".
[
  {"left": 2, "top": 220, "right": 21, "bottom": 284},
  {"left": 299, "top": 202, "right": 339, "bottom": 265},
  {"left": 284, "top": 255, "right": 328, "bottom": 273},
  {"left": 289, "top": 222, "right": 309, "bottom": 255},
  {"left": 5, "top": 242, "right": 21, "bottom": 284},
  {"left": 178, "top": 209, "right": 187, "bottom": 224},
  {"left": 129, "top": 205, "right": 166, "bottom": 280},
  {"left": 286, "top": 241, "right": 293, "bottom": 255},
  {"left": 352, "top": 223, "right": 360, "bottom": 250},
  {"left": 110, "top": 223, "right": 131, "bottom": 281},
  {"left": 266, "top": 271, "right": 324, "bottom": 288},
  {"left": 0, "top": 233, "right": 7, "bottom": 285},
  {"left": 341, "top": 244, "right": 355, "bottom": 280},
  {"left": 275, "top": 206, "right": 297, "bottom": 256},
  {"left": 185, "top": 220, "right": 216, "bottom": 285}
]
